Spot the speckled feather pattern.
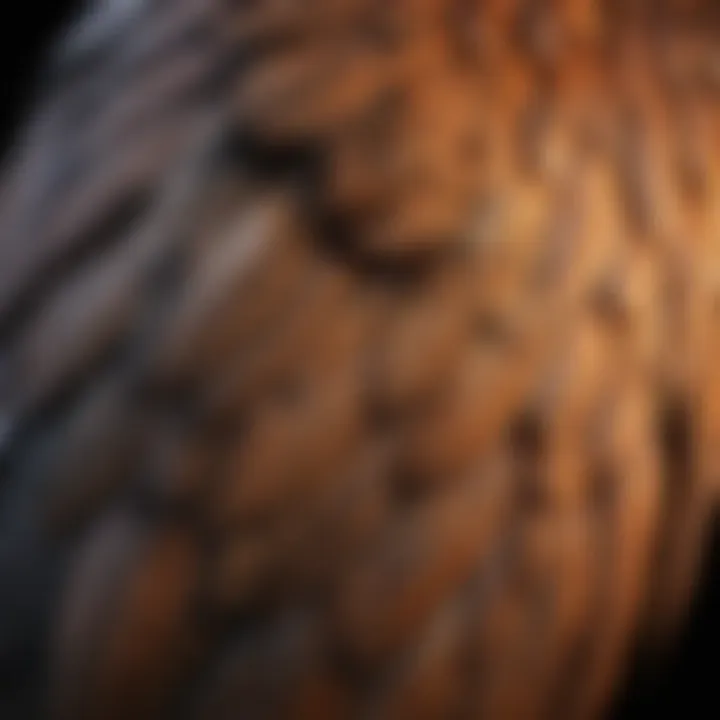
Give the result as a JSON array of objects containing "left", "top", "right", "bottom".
[{"left": 1, "top": 1, "right": 720, "bottom": 718}]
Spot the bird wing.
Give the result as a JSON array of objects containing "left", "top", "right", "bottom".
[{"left": 1, "top": 1, "right": 720, "bottom": 719}]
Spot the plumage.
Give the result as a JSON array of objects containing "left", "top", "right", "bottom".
[{"left": 1, "top": 1, "right": 720, "bottom": 718}]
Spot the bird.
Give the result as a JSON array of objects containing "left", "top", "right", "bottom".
[{"left": 1, "top": 0, "right": 720, "bottom": 718}]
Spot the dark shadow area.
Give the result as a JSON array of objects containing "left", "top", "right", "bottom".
[
  {"left": 612, "top": 519, "right": 720, "bottom": 719},
  {"left": 0, "top": 2, "right": 83, "bottom": 160},
  {"left": 0, "top": 10, "right": 85, "bottom": 720}
]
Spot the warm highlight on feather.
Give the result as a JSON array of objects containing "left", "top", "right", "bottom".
[{"left": 1, "top": 1, "right": 720, "bottom": 719}]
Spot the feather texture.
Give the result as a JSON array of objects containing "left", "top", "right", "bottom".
[{"left": 1, "top": 1, "right": 720, "bottom": 718}]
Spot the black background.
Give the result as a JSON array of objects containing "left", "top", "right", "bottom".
[{"left": 0, "top": 2, "right": 84, "bottom": 161}]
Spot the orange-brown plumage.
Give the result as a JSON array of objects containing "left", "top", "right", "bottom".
[{"left": 1, "top": 1, "right": 720, "bottom": 718}]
